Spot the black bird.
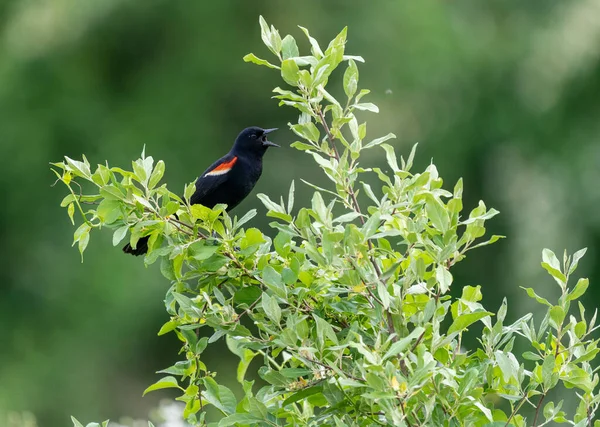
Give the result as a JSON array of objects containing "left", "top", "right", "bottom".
[{"left": 123, "top": 126, "right": 279, "bottom": 256}]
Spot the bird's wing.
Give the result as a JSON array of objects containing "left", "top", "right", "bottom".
[{"left": 189, "top": 154, "right": 238, "bottom": 206}]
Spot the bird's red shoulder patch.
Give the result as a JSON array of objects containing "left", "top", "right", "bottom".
[{"left": 206, "top": 157, "right": 238, "bottom": 176}]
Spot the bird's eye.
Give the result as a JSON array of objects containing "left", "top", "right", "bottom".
[{"left": 250, "top": 134, "right": 257, "bottom": 139}]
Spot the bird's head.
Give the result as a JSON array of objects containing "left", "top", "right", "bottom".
[{"left": 233, "top": 126, "right": 279, "bottom": 155}]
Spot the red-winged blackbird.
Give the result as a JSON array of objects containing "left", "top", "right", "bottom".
[{"left": 123, "top": 126, "right": 279, "bottom": 256}]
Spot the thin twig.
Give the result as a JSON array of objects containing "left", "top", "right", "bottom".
[
  {"left": 532, "top": 393, "right": 546, "bottom": 427},
  {"left": 410, "top": 330, "right": 426, "bottom": 353},
  {"left": 399, "top": 399, "right": 414, "bottom": 427},
  {"left": 169, "top": 221, "right": 195, "bottom": 237},
  {"left": 317, "top": 107, "right": 341, "bottom": 161},
  {"left": 168, "top": 216, "right": 194, "bottom": 230},
  {"left": 504, "top": 394, "right": 527, "bottom": 427}
]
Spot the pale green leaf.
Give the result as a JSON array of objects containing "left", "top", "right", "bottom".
[
  {"left": 112, "top": 225, "right": 128, "bottom": 246},
  {"left": 281, "top": 58, "right": 300, "bottom": 86},
  {"left": 281, "top": 34, "right": 299, "bottom": 60},
  {"left": 353, "top": 102, "right": 379, "bottom": 113},
  {"left": 448, "top": 311, "right": 493, "bottom": 335},
  {"left": 343, "top": 59, "right": 358, "bottom": 98},
  {"left": 568, "top": 278, "right": 589, "bottom": 301},
  {"left": 363, "top": 133, "right": 396, "bottom": 149},
  {"left": 142, "top": 376, "right": 181, "bottom": 396},
  {"left": 382, "top": 327, "right": 425, "bottom": 361},
  {"left": 243, "top": 53, "right": 280, "bottom": 69}
]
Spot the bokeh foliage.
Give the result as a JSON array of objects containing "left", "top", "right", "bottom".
[{"left": 1, "top": 1, "right": 600, "bottom": 426}]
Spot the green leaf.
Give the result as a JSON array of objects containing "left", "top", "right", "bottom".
[
  {"left": 425, "top": 194, "right": 449, "bottom": 233},
  {"left": 73, "top": 223, "right": 91, "bottom": 262},
  {"left": 363, "top": 133, "right": 396, "bottom": 149},
  {"left": 402, "top": 143, "right": 418, "bottom": 171},
  {"left": 494, "top": 351, "right": 518, "bottom": 382},
  {"left": 184, "top": 182, "right": 196, "bottom": 202},
  {"left": 334, "top": 211, "right": 362, "bottom": 223},
  {"left": 542, "top": 248, "right": 561, "bottom": 271},
  {"left": 142, "top": 376, "right": 181, "bottom": 396},
  {"left": 353, "top": 103, "right": 379, "bottom": 113},
  {"left": 100, "top": 185, "right": 126, "bottom": 201},
  {"left": 97, "top": 199, "right": 121, "bottom": 224},
  {"left": 361, "top": 211, "right": 381, "bottom": 239},
  {"left": 287, "top": 180, "right": 295, "bottom": 213},
  {"left": 298, "top": 26, "right": 324, "bottom": 58},
  {"left": 235, "top": 209, "right": 257, "bottom": 229},
  {"left": 261, "top": 292, "right": 281, "bottom": 324},
  {"left": 262, "top": 266, "right": 287, "bottom": 299},
  {"left": 569, "top": 247, "right": 587, "bottom": 274},
  {"left": 542, "top": 354, "right": 556, "bottom": 389},
  {"left": 71, "top": 417, "right": 84, "bottom": 427},
  {"left": 133, "top": 194, "right": 154, "bottom": 211},
  {"left": 65, "top": 156, "right": 91, "bottom": 179},
  {"left": 448, "top": 311, "right": 493, "bottom": 335},
  {"left": 157, "top": 320, "right": 177, "bottom": 336},
  {"left": 202, "top": 377, "right": 237, "bottom": 415},
  {"left": 343, "top": 59, "right": 358, "bottom": 98},
  {"left": 257, "top": 194, "right": 281, "bottom": 216},
  {"left": 281, "top": 58, "right": 300, "bottom": 86},
  {"left": 148, "top": 160, "right": 165, "bottom": 189},
  {"left": 290, "top": 141, "right": 315, "bottom": 151},
  {"left": 243, "top": 53, "right": 280, "bottom": 69},
  {"left": 567, "top": 278, "right": 589, "bottom": 301},
  {"left": 132, "top": 159, "right": 148, "bottom": 185},
  {"left": 172, "top": 292, "right": 202, "bottom": 318},
  {"left": 381, "top": 144, "right": 399, "bottom": 172},
  {"left": 67, "top": 202, "right": 75, "bottom": 225},
  {"left": 549, "top": 305, "right": 565, "bottom": 328},
  {"left": 196, "top": 337, "right": 208, "bottom": 354},
  {"left": 60, "top": 194, "right": 76, "bottom": 207},
  {"left": 468, "top": 234, "right": 505, "bottom": 250},
  {"left": 523, "top": 351, "right": 542, "bottom": 361},
  {"left": 541, "top": 262, "right": 567, "bottom": 285},
  {"left": 112, "top": 225, "right": 128, "bottom": 246},
  {"left": 280, "top": 368, "right": 311, "bottom": 378},
  {"left": 258, "top": 16, "right": 274, "bottom": 53},
  {"left": 462, "top": 285, "right": 483, "bottom": 303},
  {"left": 233, "top": 286, "right": 262, "bottom": 305},
  {"left": 436, "top": 265, "right": 453, "bottom": 294},
  {"left": 282, "top": 385, "right": 323, "bottom": 406},
  {"left": 382, "top": 327, "right": 425, "bottom": 361},
  {"left": 311, "top": 191, "right": 328, "bottom": 223},
  {"left": 260, "top": 368, "right": 291, "bottom": 387},
  {"left": 188, "top": 241, "right": 219, "bottom": 260},
  {"left": 521, "top": 287, "right": 552, "bottom": 307},
  {"left": 218, "top": 414, "right": 264, "bottom": 427},
  {"left": 291, "top": 122, "right": 320, "bottom": 143},
  {"left": 313, "top": 314, "right": 338, "bottom": 345},
  {"left": 281, "top": 34, "right": 299, "bottom": 59}
]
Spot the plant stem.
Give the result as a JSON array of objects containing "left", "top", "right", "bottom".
[
  {"left": 504, "top": 394, "right": 527, "bottom": 427},
  {"left": 532, "top": 393, "right": 546, "bottom": 427}
]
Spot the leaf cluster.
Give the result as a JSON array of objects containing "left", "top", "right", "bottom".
[{"left": 56, "top": 17, "right": 599, "bottom": 427}]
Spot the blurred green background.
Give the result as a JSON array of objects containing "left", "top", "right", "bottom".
[{"left": 1, "top": 0, "right": 599, "bottom": 425}]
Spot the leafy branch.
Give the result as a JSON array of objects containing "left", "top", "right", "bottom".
[{"left": 58, "top": 16, "right": 599, "bottom": 427}]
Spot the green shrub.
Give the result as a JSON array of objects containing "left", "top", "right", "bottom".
[{"left": 58, "top": 17, "right": 599, "bottom": 427}]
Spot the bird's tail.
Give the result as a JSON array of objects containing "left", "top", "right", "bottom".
[{"left": 123, "top": 236, "right": 149, "bottom": 256}]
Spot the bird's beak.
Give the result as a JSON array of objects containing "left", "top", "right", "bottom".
[{"left": 262, "top": 128, "right": 280, "bottom": 147}]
